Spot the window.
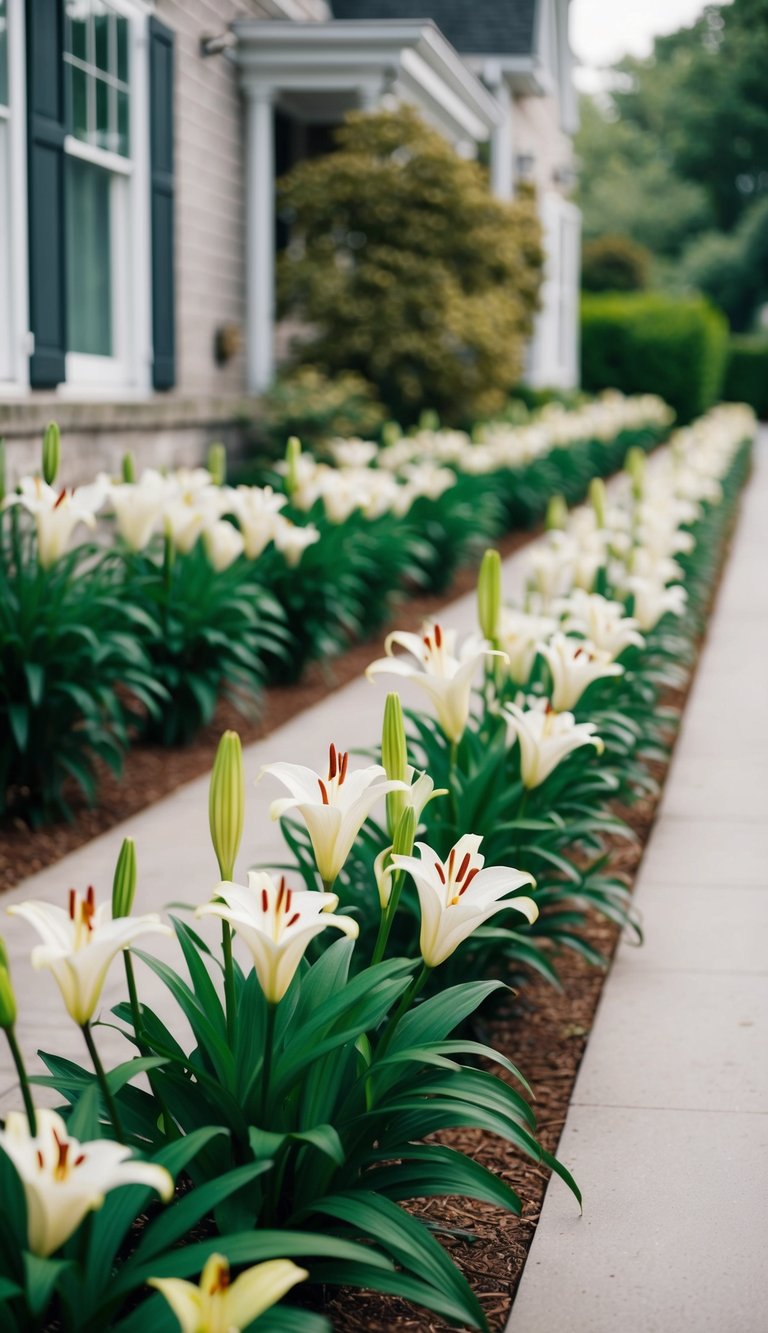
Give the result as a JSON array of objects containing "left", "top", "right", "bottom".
[
  {"left": 0, "top": 0, "right": 12, "bottom": 380},
  {"left": 62, "top": 0, "right": 150, "bottom": 390}
]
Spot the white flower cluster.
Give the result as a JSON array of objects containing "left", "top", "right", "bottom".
[
  {"left": 283, "top": 391, "right": 673, "bottom": 522},
  {"left": 3, "top": 465, "right": 320, "bottom": 571}
]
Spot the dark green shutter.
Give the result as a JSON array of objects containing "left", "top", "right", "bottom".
[
  {"left": 26, "top": 0, "right": 67, "bottom": 388},
  {"left": 148, "top": 16, "right": 175, "bottom": 390}
]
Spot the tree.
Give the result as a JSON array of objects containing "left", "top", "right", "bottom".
[
  {"left": 576, "top": 0, "right": 768, "bottom": 327},
  {"left": 277, "top": 108, "right": 543, "bottom": 425}
]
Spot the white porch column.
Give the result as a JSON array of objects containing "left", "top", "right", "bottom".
[
  {"left": 486, "top": 69, "right": 514, "bottom": 201},
  {"left": 245, "top": 83, "right": 275, "bottom": 393}
]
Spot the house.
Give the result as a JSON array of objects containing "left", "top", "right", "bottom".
[{"left": 0, "top": 0, "right": 579, "bottom": 484}]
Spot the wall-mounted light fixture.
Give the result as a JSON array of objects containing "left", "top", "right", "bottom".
[{"left": 515, "top": 152, "right": 535, "bottom": 182}]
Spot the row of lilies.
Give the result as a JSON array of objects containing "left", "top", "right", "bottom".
[
  {"left": 0, "top": 402, "right": 755, "bottom": 1332},
  {"left": 0, "top": 393, "right": 671, "bottom": 824}
]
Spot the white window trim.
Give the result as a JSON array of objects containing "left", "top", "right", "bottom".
[
  {"left": 61, "top": 0, "right": 152, "bottom": 397},
  {"left": 0, "top": 0, "right": 31, "bottom": 395}
]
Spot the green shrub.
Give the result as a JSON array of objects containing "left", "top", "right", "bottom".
[
  {"left": 581, "top": 293, "right": 728, "bottom": 423},
  {"left": 722, "top": 335, "right": 768, "bottom": 418},
  {"left": 277, "top": 107, "right": 543, "bottom": 426},
  {"left": 257, "top": 366, "right": 387, "bottom": 455},
  {"left": 581, "top": 234, "right": 651, "bottom": 292}
]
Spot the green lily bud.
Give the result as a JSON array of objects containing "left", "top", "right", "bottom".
[
  {"left": 477, "top": 548, "right": 502, "bottom": 644},
  {"left": 0, "top": 936, "right": 17, "bottom": 1029},
  {"left": 626, "top": 446, "right": 646, "bottom": 500},
  {"left": 382, "top": 693, "right": 408, "bottom": 838},
  {"left": 589, "top": 477, "right": 607, "bottom": 529},
  {"left": 285, "top": 436, "right": 302, "bottom": 498},
  {"left": 0, "top": 438, "right": 6, "bottom": 505},
  {"left": 121, "top": 451, "right": 136, "bottom": 484},
  {"left": 207, "top": 442, "right": 227, "bottom": 486},
  {"left": 112, "top": 837, "right": 137, "bottom": 919},
  {"left": 391, "top": 805, "right": 416, "bottom": 861},
  {"left": 42, "top": 422, "right": 61, "bottom": 486},
  {"left": 381, "top": 421, "right": 401, "bottom": 448},
  {"left": 545, "top": 494, "right": 568, "bottom": 531},
  {"left": 418, "top": 409, "right": 439, "bottom": 433},
  {"left": 209, "top": 730, "right": 245, "bottom": 882}
]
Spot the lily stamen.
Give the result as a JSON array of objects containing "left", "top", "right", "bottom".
[{"left": 318, "top": 778, "right": 330, "bottom": 804}]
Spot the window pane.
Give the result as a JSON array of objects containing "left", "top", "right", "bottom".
[
  {"left": 93, "top": 5, "right": 110, "bottom": 73},
  {"left": 116, "top": 15, "right": 128, "bottom": 83},
  {"left": 94, "top": 74, "right": 109, "bottom": 148},
  {"left": 0, "top": 0, "right": 8, "bottom": 109},
  {"left": 66, "top": 157, "right": 112, "bottom": 356},
  {"left": 69, "top": 64, "right": 89, "bottom": 140},
  {"left": 65, "top": 1, "right": 88, "bottom": 63},
  {"left": 116, "top": 89, "right": 129, "bottom": 156}
]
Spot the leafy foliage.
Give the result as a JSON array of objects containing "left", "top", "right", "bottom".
[
  {"left": 277, "top": 107, "right": 543, "bottom": 425},
  {"left": 722, "top": 334, "right": 768, "bottom": 418},
  {"left": 254, "top": 367, "right": 387, "bottom": 458},
  {"left": 0, "top": 523, "right": 163, "bottom": 824},
  {"left": 581, "top": 234, "right": 651, "bottom": 293}
]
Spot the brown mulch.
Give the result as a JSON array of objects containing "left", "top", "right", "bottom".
[{"left": 0, "top": 527, "right": 537, "bottom": 896}]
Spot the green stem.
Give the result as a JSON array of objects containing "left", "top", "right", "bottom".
[
  {"left": 261, "top": 1002, "right": 277, "bottom": 1126},
  {"left": 4, "top": 1025, "right": 36, "bottom": 1135},
  {"left": 222, "top": 921, "right": 236, "bottom": 1046},
  {"left": 81, "top": 1022, "right": 124, "bottom": 1142},
  {"left": 123, "top": 953, "right": 177, "bottom": 1141},
  {"left": 377, "top": 962, "right": 430, "bottom": 1057},
  {"left": 448, "top": 741, "right": 460, "bottom": 830},
  {"left": 371, "top": 867, "right": 405, "bottom": 967}
]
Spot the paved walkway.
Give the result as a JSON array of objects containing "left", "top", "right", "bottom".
[{"left": 507, "top": 428, "right": 768, "bottom": 1333}]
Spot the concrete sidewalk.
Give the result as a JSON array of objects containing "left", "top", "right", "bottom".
[{"left": 507, "top": 429, "right": 768, "bottom": 1333}]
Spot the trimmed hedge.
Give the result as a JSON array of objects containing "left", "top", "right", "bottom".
[
  {"left": 722, "top": 335, "right": 768, "bottom": 419},
  {"left": 581, "top": 293, "right": 728, "bottom": 423}
]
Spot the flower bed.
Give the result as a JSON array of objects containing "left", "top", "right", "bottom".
[
  {"left": 0, "top": 404, "right": 755, "bottom": 1331},
  {"left": 1, "top": 394, "right": 671, "bottom": 826}
]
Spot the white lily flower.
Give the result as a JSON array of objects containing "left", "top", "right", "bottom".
[
  {"left": 498, "top": 609, "right": 558, "bottom": 686},
  {"left": 203, "top": 520, "right": 245, "bottom": 572},
  {"left": 0, "top": 1107, "right": 172, "bottom": 1256},
  {"left": 625, "top": 576, "right": 688, "bottom": 631},
  {"left": 525, "top": 533, "right": 577, "bottom": 604},
  {"left": 504, "top": 698, "right": 604, "bottom": 788},
  {"left": 366, "top": 621, "right": 505, "bottom": 744},
  {"left": 163, "top": 496, "right": 208, "bottom": 554},
  {"left": 150, "top": 1254, "right": 307, "bottom": 1333},
  {"left": 196, "top": 872, "right": 358, "bottom": 1003},
  {"left": 392, "top": 834, "right": 537, "bottom": 967},
  {"left": 537, "top": 633, "right": 624, "bottom": 712},
  {"left": 230, "top": 485, "right": 287, "bottom": 559},
  {"left": 272, "top": 515, "right": 320, "bottom": 567},
  {"left": 329, "top": 438, "right": 379, "bottom": 469},
  {"left": 558, "top": 591, "right": 645, "bottom": 660},
  {"left": 261, "top": 744, "right": 408, "bottom": 885},
  {"left": 107, "top": 474, "right": 170, "bottom": 552},
  {"left": 3, "top": 477, "right": 106, "bottom": 567},
  {"left": 8, "top": 887, "right": 172, "bottom": 1025}
]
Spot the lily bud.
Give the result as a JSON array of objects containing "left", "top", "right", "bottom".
[
  {"left": 589, "top": 477, "right": 606, "bottom": 529},
  {"left": 121, "top": 451, "right": 136, "bottom": 484},
  {"left": 381, "top": 421, "right": 401, "bottom": 448},
  {"left": 545, "top": 494, "right": 568, "bottom": 531},
  {"left": 0, "top": 438, "right": 6, "bottom": 505},
  {"left": 209, "top": 730, "right": 245, "bottom": 882},
  {"left": 382, "top": 693, "right": 407, "bottom": 837},
  {"left": 626, "top": 446, "right": 646, "bottom": 500},
  {"left": 207, "top": 442, "right": 227, "bottom": 486},
  {"left": 477, "top": 548, "right": 502, "bottom": 644},
  {"left": 42, "top": 422, "right": 61, "bottom": 487},
  {"left": 418, "top": 409, "right": 439, "bottom": 432},
  {"left": 112, "top": 837, "right": 137, "bottom": 919},
  {"left": 285, "top": 436, "right": 302, "bottom": 499},
  {"left": 0, "top": 937, "right": 17, "bottom": 1029},
  {"left": 392, "top": 805, "right": 416, "bottom": 861}
]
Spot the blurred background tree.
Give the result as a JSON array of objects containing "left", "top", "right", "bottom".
[
  {"left": 577, "top": 0, "right": 768, "bottom": 331},
  {"left": 277, "top": 107, "right": 543, "bottom": 427},
  {"left": 581, "top": 234, "right": 651, "bottom": 292}
]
